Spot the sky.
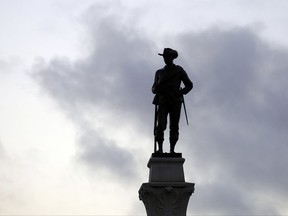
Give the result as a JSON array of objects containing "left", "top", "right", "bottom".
[{"left": 1, "top": 0, "right": 288, "bottom": 215}]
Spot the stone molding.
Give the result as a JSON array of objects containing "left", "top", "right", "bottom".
[{"left": 139, "top": 182, "right": 195, "bottom": 216}]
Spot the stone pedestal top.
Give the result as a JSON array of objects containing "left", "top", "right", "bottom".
[
  {"left": 148, "top": 156, "right": 185, "bottom": 182},
  {"left": 152, "top": 152, "right": 182, "bottom": 158},
  {"left": 148, "top": 157, "right": 185, "bottom": 167}
]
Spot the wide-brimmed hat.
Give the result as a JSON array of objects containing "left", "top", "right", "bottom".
[{"left": 158, "top": 48, "right": 178, "bottom": 59}]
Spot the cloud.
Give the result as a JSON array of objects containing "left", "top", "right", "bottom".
[
  {"left": 33, "top": 6, "right": 158, "bottom": 183},
  {"left": 78, "top": 127, "right": 137, "bottom": 180},
  {"left": 0, "top": 141, "right": 4, "bottom": 158},
  {"left": 175, "top": 27, "right": 288, "bottom": 214},
  {"left": 33, "top": 6, "right": 288, "bottom": 215}
]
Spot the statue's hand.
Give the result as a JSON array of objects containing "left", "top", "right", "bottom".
[
  {"left": 178, "top": 89, "right": 184, "bottom": 96},
  {"left": 152, "top": 85, "right": 158, "bottom": 94}
]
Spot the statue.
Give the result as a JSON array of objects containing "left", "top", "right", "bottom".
[
  {"left": 152, "top": 48, "right": 193, "bottom": 154},
  {"left": 140, "top": 54, "right": 195, "bottom": 214}
]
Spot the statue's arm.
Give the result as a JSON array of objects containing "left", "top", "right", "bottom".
[
  {"left": 180, "top": 70, "right": 193, "bottom": 95},
  {"left": 152, "top": 71, "right": 159, "bottom": 94}
]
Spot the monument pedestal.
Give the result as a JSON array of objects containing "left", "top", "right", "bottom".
[{"left": 139, "top": 154, "right": 195, "bottom": 216}]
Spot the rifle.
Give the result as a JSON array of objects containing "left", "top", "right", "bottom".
[
  {"left": 153, "top": 104, "right": 158, "bottom": 153},
  {"left": 181, "top": 89, "right": 189, "bottom": 125}
]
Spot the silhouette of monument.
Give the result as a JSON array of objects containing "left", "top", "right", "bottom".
[{"left": 139, "top": 48, "right": 195, "bottom": 216}]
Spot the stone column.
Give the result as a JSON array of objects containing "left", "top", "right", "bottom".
[{"left": 139, "top": 154, "right": 195, "bottom": 216}]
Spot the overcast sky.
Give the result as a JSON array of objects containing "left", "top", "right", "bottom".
[{"left": 1, "top": 0, "right": 288, "bottom": 215}]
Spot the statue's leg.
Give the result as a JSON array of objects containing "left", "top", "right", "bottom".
[
  {"left": 169, "top": 103, "right": 182, "bottom": 153},
  {"left": 156, "top": 104, "right": 168, "bottom": 153}
]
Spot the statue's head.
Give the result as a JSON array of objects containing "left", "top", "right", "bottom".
[
  {"left": 158, "top": 48, "right": 178, "bottom": 59},
  {"left": 158, "top": 48, "right": 178, "bottom": 66}
]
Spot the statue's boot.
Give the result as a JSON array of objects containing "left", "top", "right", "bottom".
[
  {"left": 157, "top": 142, "right": 163, "bottom": 154},
  {"left": 170, "top": 142, "right": 176, "bottom": 154}
]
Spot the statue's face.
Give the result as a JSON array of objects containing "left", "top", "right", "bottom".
[{"left": 163, "top": 56, "right": 174, "bottom": 66}]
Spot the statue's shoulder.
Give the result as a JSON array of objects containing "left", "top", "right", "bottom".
[
  {"left": 155, "top": 67, "right": 165, "bottom": 75},
  {"left": 159, "top": 66, "right": 166, "bottom": 71},
  {"left": 175, "top": 65, "right": 188, "bottom": 76},
  {"left": 175, "top": 65, "right": 185, "bottom": 71}
]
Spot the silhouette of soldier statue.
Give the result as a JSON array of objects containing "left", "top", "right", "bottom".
[{"left": 152, "top": 48, "right": 193, "bottom": 155}]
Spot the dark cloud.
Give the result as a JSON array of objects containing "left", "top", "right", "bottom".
[
  {"left": 78, "top": 127, "right": 137, "bottom": 180},
  {"left": 33, "top": 7, "right": 288, "bottom": 215},
  {"left": 176, "top": 27, "right": 288, "bottom": 214}
]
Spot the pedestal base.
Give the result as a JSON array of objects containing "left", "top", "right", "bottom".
[
  {"left": 139, "top": 155, "right": 195, "bottom": 216},
  {"left": 139, "top": 182, "right": 195, "bottom": 216}
]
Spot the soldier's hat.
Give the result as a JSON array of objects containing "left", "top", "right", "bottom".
[{"left": 158, "top": 48, "right": 178, "bottom": 59}]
